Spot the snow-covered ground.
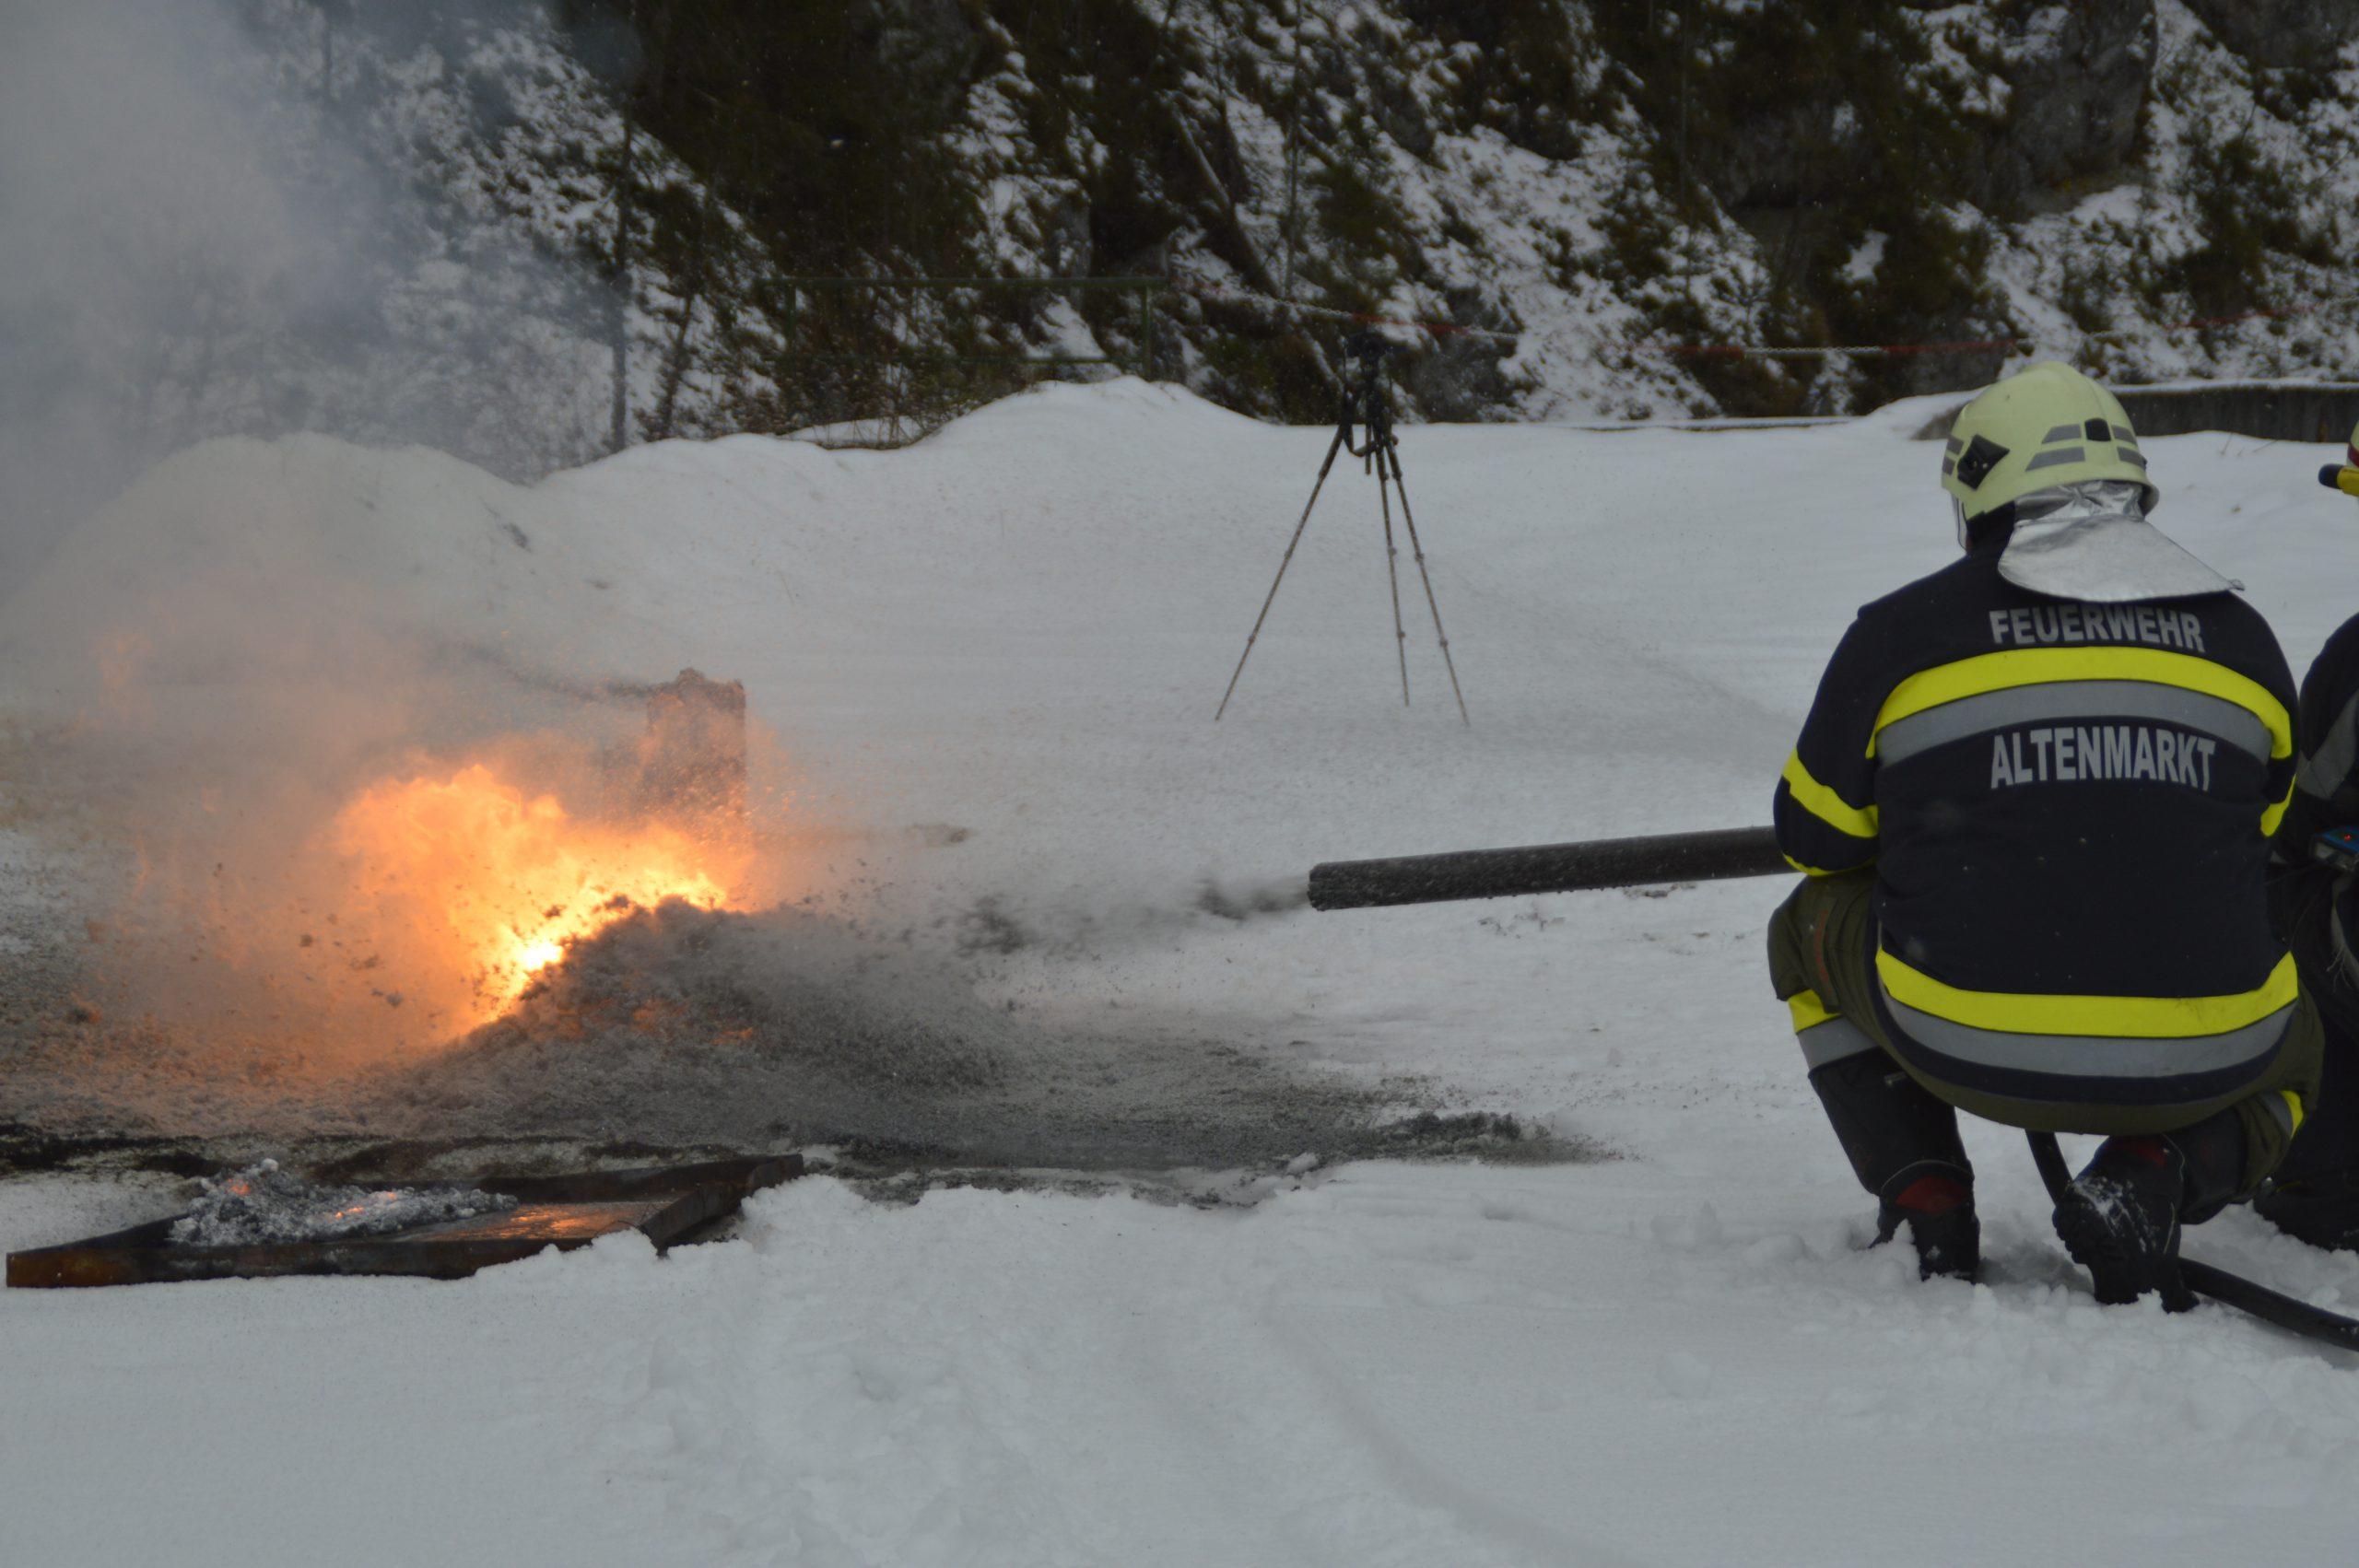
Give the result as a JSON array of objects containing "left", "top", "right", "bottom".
[{"left": 6, "top": 381, "right": 2359, "bottom": 1564}]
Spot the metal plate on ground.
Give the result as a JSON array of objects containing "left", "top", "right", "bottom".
[{"left": 6, "top": 1154, "right": 803, "bottom": 1289}]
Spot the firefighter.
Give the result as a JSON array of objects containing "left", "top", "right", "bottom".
[
  {"left": 2249, "top": 426, "right": 2359, "bottom": 1249},
  {"left": 1766, "top": 362, "right": 2321, "bottom": 1308}
]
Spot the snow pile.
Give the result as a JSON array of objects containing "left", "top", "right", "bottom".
[{"left": 168, "top": 1160, "right": 515, "bottom": 1246}]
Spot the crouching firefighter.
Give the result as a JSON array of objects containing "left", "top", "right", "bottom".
[
  {"left": 1766, "top": 362, "right": 2321, "bottom": 1308},
  {"left": 2247, "top": 425, "right": 2359, "bottom": 1249}
]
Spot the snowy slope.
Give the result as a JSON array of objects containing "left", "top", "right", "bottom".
[
  {"left": 6, "top": 385, "right": 2359, "bottom": 1562},
  {"left": 936, "top": 0, "right": 2359, "bottom": 418}
]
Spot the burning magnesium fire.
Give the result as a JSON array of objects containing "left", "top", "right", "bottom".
[{"left": 329, "top": 761, "right": 745, "bottom": 1019}]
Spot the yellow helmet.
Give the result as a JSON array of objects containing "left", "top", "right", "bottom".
[
  {"left": 1941, "top": 363, "right": 2156, "bottom": 523},
  {"left": 2321, "top": 418, "right": 2359, "bottom": 498}
]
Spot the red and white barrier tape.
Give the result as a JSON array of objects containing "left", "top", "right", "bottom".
[{"left": 1175, "top": 276, "right": 1521, "bottom": 345}]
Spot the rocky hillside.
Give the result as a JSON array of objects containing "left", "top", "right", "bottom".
[
  {"left": 720, "top": 0, "right": 2359, "bottom": 423},
  {"left": 19, "top": 0, "right": 2359, "bottom": 503}
]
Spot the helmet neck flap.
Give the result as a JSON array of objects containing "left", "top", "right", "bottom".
[{"left": 1970, "top": 480, "right": 2236, "bottom": 603}]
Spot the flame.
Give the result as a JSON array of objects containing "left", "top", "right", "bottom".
[{"left": 328, "top": 762, "right": 744, "bottom": 1019}]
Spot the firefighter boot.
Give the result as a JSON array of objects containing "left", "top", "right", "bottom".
[
  {"left": 1811, "top": 1049, "right": 1979, "bottom": 1281},
  {"left": 2054, "top": 1109, "right": 2246, "bottom": 1311}
]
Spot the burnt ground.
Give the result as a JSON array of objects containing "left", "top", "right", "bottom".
[{"left": 0, "top": 900, "right": 1591, "bottom": 1195}]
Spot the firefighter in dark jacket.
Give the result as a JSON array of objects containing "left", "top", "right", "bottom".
[
  {"left": 1766, "top": 361, "right": 2322, "bottom": 1308},
  {"left": 2249, "top": 427, "right": 2359, "bottom": 1249}
]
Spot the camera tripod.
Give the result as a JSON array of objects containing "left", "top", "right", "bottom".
[{"left": 1215, "top": 333, "right": 1469, "bottom": 724}]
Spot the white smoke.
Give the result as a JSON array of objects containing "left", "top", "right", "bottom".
[
  {"left": 1, "top": 0, "right": 292, "bottom": 591},
  {"left": 0, "top": 0, "right": 633, "bottom": 599}
]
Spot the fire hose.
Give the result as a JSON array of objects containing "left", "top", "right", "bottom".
[
  {"left": 1309, "top": 825, "right": 2359, "bottom": 1352},
  {"left": 1307, "top": 825, "right": 1786, "bottom": 909},
  {"left": 2025, "top": 1130, "right": 2359, "bottom": 1351}
]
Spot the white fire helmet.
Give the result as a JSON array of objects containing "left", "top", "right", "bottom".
[{"left": 1940, "top": 362, "right": 2236, "bottom": 603}]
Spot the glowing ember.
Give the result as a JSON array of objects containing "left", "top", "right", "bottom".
[{"left": 328, "top": 762, "right": 744, "bottom": 1018}]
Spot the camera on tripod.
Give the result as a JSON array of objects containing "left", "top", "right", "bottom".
[
  {"left": 1214, "top": 329, "right": 1468, "bottom": 725},
  {"left": 1344, "top": 328, "right": 1402, "bottom": 369},
  {"left": 1341, "top": 331, "right": 1403, "bottom": 462}
]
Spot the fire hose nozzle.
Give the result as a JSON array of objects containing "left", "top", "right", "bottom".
[{"left": 2318, "top": 464, "right": 2359, "bottom": 499}]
